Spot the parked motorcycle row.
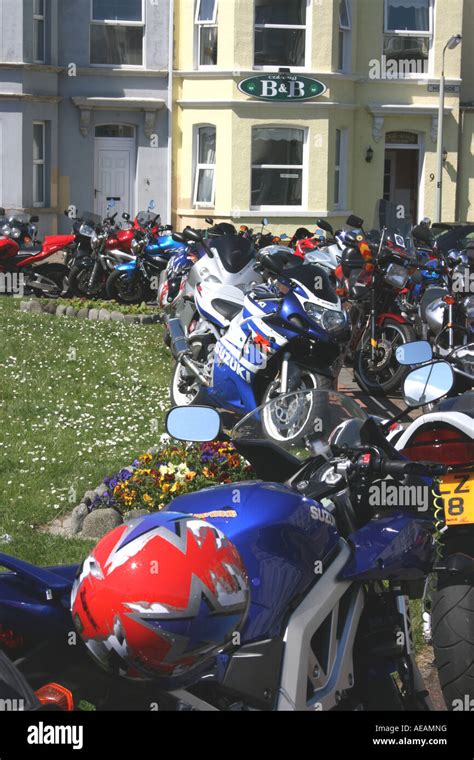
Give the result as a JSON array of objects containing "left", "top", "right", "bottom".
[
  {"left": 163, "top": 202, "right": 474, "bottom": 408},
  {"left": 1, "top": 200, "right": 474, "bottom": 713}
]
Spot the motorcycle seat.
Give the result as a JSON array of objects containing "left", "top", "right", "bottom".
[
  {"left": 212, "top": 299, "right": 242, "bottom": 321},
  {"left": 431, "top": 391, "right": 474, "bottom": 418}
]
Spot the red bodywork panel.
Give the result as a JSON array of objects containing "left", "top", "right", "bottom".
[
  {"left": 16, "top": 235, "right": 75, "bottom": 267},
  {"left": 106, "top": 228, "right": 134, "bottom": 252}
]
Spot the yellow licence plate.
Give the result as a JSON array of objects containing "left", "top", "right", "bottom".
[{"left": 439, "top": 473, "right": 474, "bottom": 526}]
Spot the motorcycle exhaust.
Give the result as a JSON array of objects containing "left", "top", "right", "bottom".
[{"left": 166, "top": 318, "right": 210, "bottom": 386}]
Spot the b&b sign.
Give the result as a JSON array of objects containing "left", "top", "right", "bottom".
[{"left": 238, "top": 74, "right": 327, "bottom": 102}]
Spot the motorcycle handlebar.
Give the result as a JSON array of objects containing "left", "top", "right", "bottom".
[{"left": 378, "top": 459, "right": 448, "bottom": 478}]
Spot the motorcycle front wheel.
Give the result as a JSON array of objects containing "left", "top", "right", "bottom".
[
  {"left": 354, "top": 319, "right": 416, "bottom": 395},
  {"left": 261, "top": 370, "right": 333, "bottom": 443},
  {"left": 69, "top": 265, "right": 106, "bottom": 298},
  {"left": 106, "top": 269, "right": 151, "bottom": 304}
]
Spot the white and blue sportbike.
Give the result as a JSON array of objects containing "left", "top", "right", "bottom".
[{"left": 167, "top": 255, "right": 351, "bottom": 423}]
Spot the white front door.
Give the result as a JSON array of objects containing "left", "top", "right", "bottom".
[{"left": 94, "top": 137, "right": 135, "bottom": 220}]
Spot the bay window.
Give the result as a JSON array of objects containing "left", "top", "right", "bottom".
[
  {"left": 33, "top": 0, "right": 46, "bottom": 63},
  {"left": 195, "top": 0, "right": 218, "bottom": 67},
  {"left": 384, "top": 0, "right": 432, "bottom": 69},
  {"left": 254, "top": 0, "right": 307, "bottom": 68},
  {"left": 338, "top": 0, "right": 352, "bottom": 72},
  {"left": 90, "top": 0, "right": 144, "bottom": 66},
  {"left": 194, "top": 126, "right": 216, "bottom": 206},
  {"left": 251, "top": 127, "right": 305, "bottom": 208}
]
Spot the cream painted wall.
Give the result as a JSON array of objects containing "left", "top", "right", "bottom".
[{"left": 173, "top": 0, "right": 469, "bottom": 233}]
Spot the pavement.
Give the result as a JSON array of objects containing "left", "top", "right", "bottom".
[{"left": 338, "top": 365, "right": 420, "bottom": 421}]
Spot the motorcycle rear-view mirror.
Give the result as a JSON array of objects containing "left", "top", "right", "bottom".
[
  {"left": 262, "top": 218, "right": 269, "bottom": 226},
  {"left": 122, "top": 213, "right": 131, "bottom": 222},
  {"left": 316, "top": 218, "right": 334, "bottom": 235},
  {"left": 402, "top": 362, "right": 454, "bottom": 407},
  {"left": 346, "top": 214, "right": 364, "bottom": 229},
  {"left": 29, "top": 215, "right": 39, "bottom": 223},
  {"left": 396, "top": 341, "right": 433, "bottom": 366},
  {"left": 205, "top": 217, "right": 214, "bottom": 226},
  {"left": 412, "top": 225, "right": 433, "bottom": 245},
  {"left": 172, "top": 232, "right": 186, "bottom": 244},
  {"left": 166, "top": 406, "right": 221, "bottom": 442}
]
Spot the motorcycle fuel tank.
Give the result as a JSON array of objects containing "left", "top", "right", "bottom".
[{"left": 168, "top": 481, "right": 340, "bottom": 642}]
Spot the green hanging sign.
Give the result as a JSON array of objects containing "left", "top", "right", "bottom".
[{"left": 238, "top": 74, "right": 327, "bottom": 101}]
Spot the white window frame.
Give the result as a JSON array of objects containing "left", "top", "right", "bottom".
[
  {"left": 193, "top": 125, "right": 216, "bottom": 208},
  {"left": 334, "top": 128, "right": 348, "bottom": 210},
  {"left": 383, "top": 0, "right": 434, "bottom": 77},
  {"left": 253, "top": 0, "right": 311, "bottom": 71},
  {"left": 33, "top": 0, "right": 46, "bottom": 64},
  {"left": 89, "top": 0, "right": 145, "bottom": 69},
  {"left": 338, "top": 0, "right": 352, "bottom": 73},
  {"left": 250, "top": 126, "right": 308, "bottom": 212},
  {"left": 195, "top": 0, "right": 218, "bottom": 69},
  {"left": 33, "top": 121, "right": 46, "bottom": 208}
]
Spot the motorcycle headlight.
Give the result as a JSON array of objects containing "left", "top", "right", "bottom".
[
  {"left": 79, "top": 224, "right": 94, "bottom": 237},
  {"left": 304, "top": 303, "right": 348, "bottom": 335},
  {"left": 131, "top": 238, "right": 141, "bottom": 254},
  {"left": 1, "top": 224, "right": 11, "bottom": 237},
  {"left": 384, "top": 263, "right": 408, "bottom": 289}
]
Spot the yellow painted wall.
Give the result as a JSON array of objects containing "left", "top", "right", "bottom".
[{"left": 173, "top": 0, "right": 468, "bottom": 233}]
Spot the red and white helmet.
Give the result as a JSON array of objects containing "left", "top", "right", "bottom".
[{"left": 71, "top": 514, "right": 250, "bottom": 682}]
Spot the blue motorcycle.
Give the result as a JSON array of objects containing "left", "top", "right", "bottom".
[
  {"left": 168, "top": 255, "right": 351, "bottom": 419},
  {"left": 106, "top": 223, "right": 188, "bottom": 305},
  {"left": 0, "top": 359, "right": 461, "bottom": 711}
]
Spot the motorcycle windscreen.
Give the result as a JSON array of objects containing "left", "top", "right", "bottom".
[{"left": 232, "top": 389, "right": 367, "bottom": 460}]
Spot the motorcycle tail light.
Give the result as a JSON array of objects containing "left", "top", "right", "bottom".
[
  {"left": 443, "top": 295, "right": 456, "bottom": 305},
  {"left": 335, "top": 265, "right": 344, "bottom": 280},
  {"left": 400, "top": 424, "right": 474, "bottom": 466},
  {"left": 0, "top": 625, "right": 24, "bottom": 650},
  {"left": 35, "top": 683, "right": 74, "bottom": 712}
]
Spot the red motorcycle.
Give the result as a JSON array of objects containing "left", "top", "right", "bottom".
[{"left": 0, "top": 210, "right": 72, "bottom": 297}]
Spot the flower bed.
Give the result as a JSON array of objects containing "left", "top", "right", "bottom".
[{"left": 98, "top": 441, "right": 255, "bottom": 513}]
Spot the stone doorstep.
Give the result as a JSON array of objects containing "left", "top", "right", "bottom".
[{"left": 19, "top": 299, "right": 163, "bottom": 325}]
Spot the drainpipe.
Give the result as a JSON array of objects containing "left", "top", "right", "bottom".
[{"left": 166, "top": 0, "right": 174, "bottom": 225}]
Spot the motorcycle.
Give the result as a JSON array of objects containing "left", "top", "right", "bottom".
[
  {"left": 1, "top": 357, "right": 469, "bottom": 711},
  {"left": 0, "top": 209, "right": 71, "bottom": 297},
  {"left": 106, "top": 215, "right": 185, "bottom": 305},
  {"left": 167, "top": 251, "right": 350, "bottom": 413},
  {"left": 337, "top": 216, "right": 418, "bottom": 395},
  {"left": 394, "top": 340, "right": 474, "bottom": 709}
]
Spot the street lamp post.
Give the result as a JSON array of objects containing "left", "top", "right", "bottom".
[{"left": 435, "top": 34, "right": 462, "bottom": 224}]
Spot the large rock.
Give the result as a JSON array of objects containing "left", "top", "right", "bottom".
[
  {"left": 43, "top": 302, "right": 57, "bottom": 315},
  {"left": 140, "top": 315, "right": 154, "bottom": 325},
  {"left": 20, "top": 301, "right": 31, "bottom": 312},
  {"left": 81, "top": 509, "right": 123, "bottom": 539},
  {"left": 29, "top": 300, "right": 43, "bottom": 314},
  {"left": 124, "top": 315, "right": 140, "bottom": 325},
  {"left": 98, "top": 309, "right": 111, "bottom": 322},
  {"left": 70, "top": 504, "right": 89, "bottom": 535},
  {"left": 88, "top": 308, "right": 99, "bottom": 321},
  {"left": 56, "top": 304, "right": 67, "bottom": 317},
  {"left": 77, "top": 308, "right": 89, "bottom": 319},
  {"left": 110, "top": 311, "right": 125, "bottom": 322},
  {"left": 66, "top": 306, "right": 78, "bottom": 318}
]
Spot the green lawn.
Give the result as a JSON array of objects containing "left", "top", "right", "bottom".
[{"left": 0, "top": 298, "right": 171, "bottom": 566}]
